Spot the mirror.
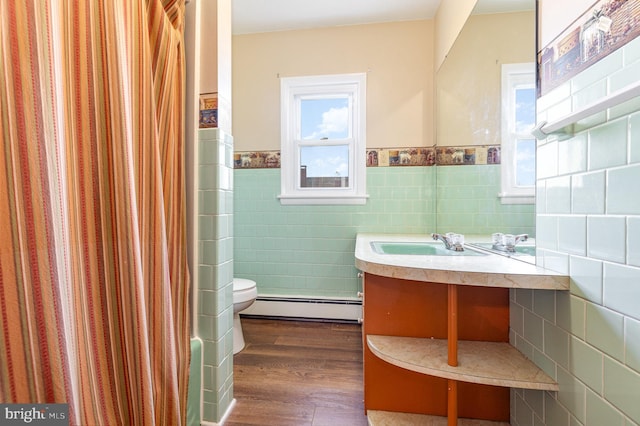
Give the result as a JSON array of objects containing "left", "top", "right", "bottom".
[{"left": 435, "top": 0, "right": 536, "bottom": 262}]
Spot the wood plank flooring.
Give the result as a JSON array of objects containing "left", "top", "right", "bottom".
[{"left": 225, "top": 318, "right": 369, "bottom": 426}]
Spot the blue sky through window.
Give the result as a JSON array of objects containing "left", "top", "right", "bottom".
[
  {"left": 300, "top": 98, "right": 349, "bottom": 139},
  {"left": 515, "top": 87, "right": 535, "bottom": 133},
  {"left": 516, "top": 139, "right": 535, "bottom": 186},
  {"left": 299, "top": 98, "right": 350, "bottom": 177}
]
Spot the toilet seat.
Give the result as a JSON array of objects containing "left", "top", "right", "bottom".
[
  {"left": 233, "top": 278, "right": 256, "bottom": 291},
  {"left": 233, "top": 278, "right": 257, "bottom": 304}
]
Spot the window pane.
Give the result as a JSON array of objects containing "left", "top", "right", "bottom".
[
  {"left": 300, "top": 98, "right": 350, "bottom": 140},
  {"left": 516, "top": 138, "right": 536, "bottom": 187},
  {"left": 299, "top": 145, "right": 349, "bottom": 188},
  {"left": 515, "top": 87, "right": 535, "bottom": 133}
]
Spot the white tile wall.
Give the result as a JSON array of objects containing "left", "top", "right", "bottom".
[
  {"left": 628, "top": 217, "right": 640, "bottom": 266},
  {"left": 537, "top": 140, "right": 559, "bottom": 180},
  {"left": 558, "top": 134, "right": 588, "bottom": 175},
  {"left": 568, "top": 335, "right": 603, "bottom": 392},
  {"left": 569, "top": 256, "right": 603, "bottom": 304},
  {"left": 558, "top": 215, "right": 586, "bottom": 255},
  {"left": 587, "top": 216, "right": 626, "bottom": 263},
  {"left": 603, "top": 263, "right": 640, "bottom": 320},
  {"left": 513, "top": 34, "right": 640, "bottom": 426},
  {"left": 588, "top": 120, "right": 628, "bottom": 170},
  {"left": 630, "top": 113, "right": 640, "bottom": 163},
  {"left": 546, "top": 176, "right": 571, "bottom": 213},
  {"left": 608, "top": 164, "right": 640, "bottom": 214},
  {"left": 585, "top": 302, "right": 625, "bottom": 362},
  {"left": 627, "top": 317, "right": 640, "bottom": 372},
  {"left": 536, "top": 215, "right": 559, "bottom": 250},
  {"left": 571, "top": 171, "right": 605, "bottom": 214},
  {"left": 603, "top": 358, "right": 640, "bottom": 421}
]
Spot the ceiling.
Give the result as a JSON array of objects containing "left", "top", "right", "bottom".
[{"left": 232, "top": 0, "right": 534, "bottom": 35}]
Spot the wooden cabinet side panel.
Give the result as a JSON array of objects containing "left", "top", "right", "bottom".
[
  {"left": 459, "top": 382, "right": 510, "bottom": 422},
  {"left": 364, "top": 274, "right": 448, "bottom": 338},
  {"left": 458, "top": 285, "right": 510, "bottom": 341}
]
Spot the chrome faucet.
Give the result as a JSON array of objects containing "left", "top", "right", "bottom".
[
  {"left": 491, "top": 233, "right": 528, "bottom": 253},
  {"left": 432, "top": 233, "right": 465, "bottom": 252}
]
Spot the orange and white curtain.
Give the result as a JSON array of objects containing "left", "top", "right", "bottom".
[{"left": 0, "top": 1, "right": 190, "bottom": 425}]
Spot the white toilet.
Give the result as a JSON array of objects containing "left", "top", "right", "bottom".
[{"left": 232, "top": 278, "right": 257, "bottom": 354}]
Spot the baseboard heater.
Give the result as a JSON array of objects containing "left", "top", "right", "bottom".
[{"left": 240, "top": 296, "right": 363, "bottom": 323}]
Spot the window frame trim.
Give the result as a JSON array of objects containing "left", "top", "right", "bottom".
[
  {"left": 500, "top": 63, "right": 536, "bottom": 205},
  {"left": 278, "top": 73, "right": 368, "bottom": 205}
]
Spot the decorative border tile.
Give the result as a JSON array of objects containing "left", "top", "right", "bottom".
[
  {"left": 367, "top": 148, "right": 436, "bottom": 167},
  {"left": 436, "top": 146, "right": 502, "bottom": 166},
  {"left": 234, "top": 146, "right": 500, "bottom": 169},
  {"left": 234, "top": 151, "right": 281, "bottom": 168},
  {"left": 538, "top": 0, "right": 640, "bottom": 96}
]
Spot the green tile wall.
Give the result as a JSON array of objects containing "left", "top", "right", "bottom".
[
  {"left": 234, "top": 166, "right": 436, "bottom": 299},
  {"left": 511, "top": 35, "right": 640, "bottom": 426},
  {"left": 436, "top": 165, "right": 535, "bottom": 236},
  {"left": 234, "top": 163, "right": 534, "bottom": 299},
  {"left": 197, "top": 128, "right": 234, "bottom": 423}
]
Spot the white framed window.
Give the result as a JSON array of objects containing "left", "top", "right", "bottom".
[
  {"left": 500, "top": 63, "right": 536, "bottom": 205},
  {"left": 278, "top": 73, "right": 368, "bottom": 205}
]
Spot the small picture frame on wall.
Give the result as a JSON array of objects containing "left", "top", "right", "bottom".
[{"left": 199, "top": 92, "right": 218, "bottom": 128}]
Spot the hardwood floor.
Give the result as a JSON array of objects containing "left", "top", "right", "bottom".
[{"left": 225, "top": 318, "right": 369, "bottom": 426}]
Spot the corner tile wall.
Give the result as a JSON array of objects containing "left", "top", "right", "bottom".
[
  {"left": 197, "top": 128, "right": 234, "bottom": 423},
  {"left": 510, "top": 37, "right": 640, "bottom": 425},
  {"left": 234, "top": 159, "right": 530, "bottom": 299}
]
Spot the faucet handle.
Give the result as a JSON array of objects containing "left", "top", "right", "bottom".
[
  {"left": 450, "top": 233, "right": 465, "bottom": 251},
  {"left": 451, "top": 233, "right": 464, "bottom": 246},
  {"left": 515, "top": 234, "right": 529, "bottom": 244},
  {"left": 502, "top": 234, "right": 516, "bottom": 247}
]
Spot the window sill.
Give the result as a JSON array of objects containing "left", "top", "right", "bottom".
[
  {"left": 277, "top": 194, "right": 369, "bottom": 205},
  {"left": 498, "top": 193, "right": 535, "bottom": 205}
]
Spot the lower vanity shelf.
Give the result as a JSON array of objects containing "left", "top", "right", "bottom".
[
  {"left": 359, "top": 272, "right": 563, "bottom": 424},
  {"left": 367, "top": 410, "right": 510, "bottom": 426},
  {"left": 367, "top": 335, "right": 558, "bottom": 391}
]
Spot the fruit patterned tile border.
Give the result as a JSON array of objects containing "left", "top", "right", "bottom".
[{"left": 234, "top": 146, "right": 501, "bottom": 169}]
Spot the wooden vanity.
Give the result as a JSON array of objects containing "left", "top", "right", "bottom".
[{"left": 355, "top": 234, "right": 569, "bottom": 425}]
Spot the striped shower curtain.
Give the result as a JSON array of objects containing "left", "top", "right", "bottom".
[{"left": 0, "top": 1, "right": 190, "bottom": 425}]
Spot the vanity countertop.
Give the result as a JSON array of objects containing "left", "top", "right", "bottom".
[{"left": 355, "top": 233, "right": 569, "bottom": 290}]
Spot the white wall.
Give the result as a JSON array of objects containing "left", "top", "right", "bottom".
[
  {"left": 433, "top": 0, "right": 477, "bottom": 70},
  {"left": 232, "top": 20, "right": 435, "bottom": 151}
]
